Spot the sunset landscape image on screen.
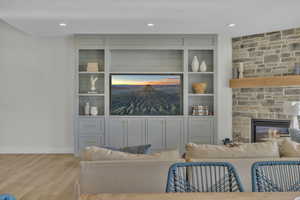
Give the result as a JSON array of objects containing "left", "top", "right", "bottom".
[{"left": 110, "top": 74, "right": 183, "bottom": 115}]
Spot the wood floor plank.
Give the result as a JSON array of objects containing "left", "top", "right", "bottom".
[{"left": 0, "top": 154, "right": 79, "bottom": 200}]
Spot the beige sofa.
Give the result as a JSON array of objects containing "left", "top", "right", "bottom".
[
  {"left": 76, "top": 157, "right": 300, "bottom": 198},
  {"left": 77, "top": 140, "right": 300, "bottom": 198}
]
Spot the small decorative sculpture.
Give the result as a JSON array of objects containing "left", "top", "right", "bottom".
[
  {"left": 90, "top": 75, "right": 98, "bottom": 91},
  {"left": 191, "top": 56, "right": 200, "bottom": 72},
  {"left": 238, "top": 62, "right": 244, "bottom": 79},
  {"left": 200, "top": 61, "right": 207, "bottom": 72}
]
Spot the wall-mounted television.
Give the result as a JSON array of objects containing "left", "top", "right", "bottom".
[{"left": 110, "top": 74, "right": 183, "bottom": 116}]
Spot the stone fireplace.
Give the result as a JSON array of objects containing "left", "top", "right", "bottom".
[
  {"left": 251, "top": 119, "right": 290, "bottom": 143},
  {"left": 232, "top": 28, "right": 300, "bottom": 142}
]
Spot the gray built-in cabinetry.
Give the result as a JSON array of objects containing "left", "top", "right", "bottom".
[{"left": 74, "top": 35, "right": 217, "bottom": 155}]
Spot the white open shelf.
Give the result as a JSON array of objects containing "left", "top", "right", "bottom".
[
  {"left": 188, "top": 93, "right": 214, "bottom": 96},
  {"left": 78, "top": 93, "right": 104, "bottom": 96},
  {"left": 109, "top": 71, "right": 184, "bottom": 74},
  {"left": 188, "top": 72, "right": 214, "bottom": 74},
  {"left": 79, "top": 72, "right": 105, "bottom": 74}
]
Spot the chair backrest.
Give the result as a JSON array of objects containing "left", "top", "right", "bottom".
[
  {"left": 252, "top": 160, "right": 300, "bottom": 192},
  {"left": 0, "top": 194, "right": 16, "bottom": 200},
  {"left": 166, "top": 162, "right": 244, "bottom": 192}
]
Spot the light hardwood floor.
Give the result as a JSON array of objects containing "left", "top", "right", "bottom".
[{"left": 0, "top": 154, "right": 79, "bottom": 200}]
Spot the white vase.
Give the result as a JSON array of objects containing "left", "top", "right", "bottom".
[
  {"left": 84, "top": 102, "right": 90, "bottom": 115},
  {"left": 200, "top": 61, "right": 207, "bottom": 72},
  {"left": 191, "top": 56, "right": 200, "bottom": 72},
  {"left": 90, "top": 106, "right": 98, "bottom": 116}
]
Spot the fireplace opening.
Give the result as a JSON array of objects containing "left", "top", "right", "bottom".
[{"left": 251, "top": 119, "right": 290, "bottom": 143}]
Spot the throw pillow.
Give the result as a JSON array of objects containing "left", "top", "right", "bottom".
[
  {"left": 280, "top": 138, "right": 300, "bottom": 157},
  {"left": 101, "top": 144, "right": 152, "bottom": 154},
  {"left": 289, "top": 128, "right": 300, "bottom": 143},
  {"left": 120, "top": 144, "right": 152, "bottom": 154},
  {"left": 185, "top": 142, "right": 280, "bottom": 160},
  {"left": 82, "top": 146, "right": 180, "bottom": 161}
]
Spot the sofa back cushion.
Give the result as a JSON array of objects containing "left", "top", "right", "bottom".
[
  {"left": 185, "top": 142, "right": 280, "bottom": 160},
  {"left": 82, "top": 146, "right": 180, "bottom": 161},
  {"left": 101, "top": 144, "right": 152, "bottom": 154},
  {"left": 79, "top": 160, "right": 184, "bottom": 193},
  {"left": 280, "top": 138, "right": 300, "bottom": 157}
]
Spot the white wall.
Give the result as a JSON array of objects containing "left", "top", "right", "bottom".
[
  {"left": 0, "top": 20, "right": 75, "bottom": 153},
  {"left": 0, "top": 19, "right": 233, "bottom": 152},
  {"left": 217, "top": 34, "right": 233, "bottom": 143}
]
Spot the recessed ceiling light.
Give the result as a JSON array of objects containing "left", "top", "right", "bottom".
[
  {"left": 59, "top": 23, "right": 67, "bottom": 27},
  {"left": 228, "top": 23, "right": 236, "bottom": 28},
  {"left": 147, "top": 23, "right": 155, "bottom": 27}
]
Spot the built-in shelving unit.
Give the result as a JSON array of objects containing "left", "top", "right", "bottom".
[
  {"left": 187, "top": 49, "right": 215, "bottom": 116},
  {"left": 77, "top": 49, "right": 105, "bottom": 116},
  {"left": 74, "top": 35, "right": 217, "bottom": 155}
]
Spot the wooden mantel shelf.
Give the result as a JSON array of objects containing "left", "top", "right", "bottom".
[{"left": 230, "top": 75, "right": 300, "bottom": 88}]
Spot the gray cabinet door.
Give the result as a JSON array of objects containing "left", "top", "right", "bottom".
[
  {"left": 188, "top": 117, "right": 214, "bottom": 144},
  {"left": 108, "top": 118, "right": 127, "bottom": 148},
  {"left": 78, "top": 118, "right": 104, "bottom": 135},
  {"left": 166, "top": 118, "right": 183, "bottom": 149},
  {"left": 146, "top": 119, "right": 165, "bottom": 150},
  {"left": 79, "top": 135, "right": 103, "bottom": 151},
  {"left": 127, "top": 118, "right": 145, "bottom": 146}
]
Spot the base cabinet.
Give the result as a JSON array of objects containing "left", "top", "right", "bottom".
[
  {"left": 146, "top": 118, "right": 184, "bottom": 151},
  {"left": 188, "top": 117, "right": 214, "bottom": 144},
  {"left": 107, "top": 118, "right": 184, "bottom": 152},
  {"left": 146, "top": 119, "right": 165, "bottom": 150},
  {"left": 108, "top": 118, "right": 145, "bottom": 148},
  {"left": 127, "top": 119, "right": 145, "bottom": 146},
  {"left": 165, "top": 118, "right": 183, "bottom": 149},
  {"left": 77, "top": 117, "right": 105, "bottom": 153},
  {"left": 76, "top": 117, "right": 215, "bottom": 154}
]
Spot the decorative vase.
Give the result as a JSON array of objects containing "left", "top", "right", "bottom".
[
  {"left": 90, "top": 106, "right": 98, "bottom": 116},
  {"left": 192, "top": 82, "right": 207, "bottom": 94},
  {"left": 199, "top": 61, "right": 207, "bottom": 72},
  {"left": 191, "top": 56, "right": 200, "bottom": 72},
  {"left": 238, "top": 63, "right": 244, "bottom": 79},
  {"left": 84, "top": 102, "right": 90, "bottom": 115}
]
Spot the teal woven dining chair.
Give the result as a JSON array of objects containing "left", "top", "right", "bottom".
[
  {"left": 166, "top": 162, "right": 244, "bottom": 192},
  {"left": 0, "top": 194, "right": 16, "bottom": 200},
  {"left": 252, "top": 161, "right": 300, "bottom": 192}
]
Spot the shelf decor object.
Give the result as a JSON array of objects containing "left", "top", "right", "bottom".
[
  {"left": 199, "top": 60, "right": 207, "bottom": 72},
  {"left": 87, "top": 62, "right": 99, "bottom": 72},
  {"left": 191, "top": 56, "right": 200, "bottom": 72},
  {"left": 192, "top": 82, "right": 207, "bottom": 94},
  {"left": 238, "top": 62, "right": 244, "bottom": 79},
  {"left": 283, "top": 101, "right": 300, "bottom": 129},
  {"left": 90, "top": 106, "right": 98, "bottom": 116},
  {"left": 84, "top": 102, "right": 90, "bottom": 115},
  {"left": 90, "top": 75, "right": 98, "bottom": 92},
  {"left": 229, "top": 75, "right": 300, "bottom": 88}
]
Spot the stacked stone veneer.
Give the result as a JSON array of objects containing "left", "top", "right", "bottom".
[{"left": 232, "top": 28, "right": 300, "bottom": 142}]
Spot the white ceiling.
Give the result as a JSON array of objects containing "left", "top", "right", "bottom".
[{"left": 0, "top": 0, "right": 300, "bottom": 37}]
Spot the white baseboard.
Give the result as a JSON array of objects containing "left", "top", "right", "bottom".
[{"left": 0, "top": 147, "right": 74, "bottom": 154}]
